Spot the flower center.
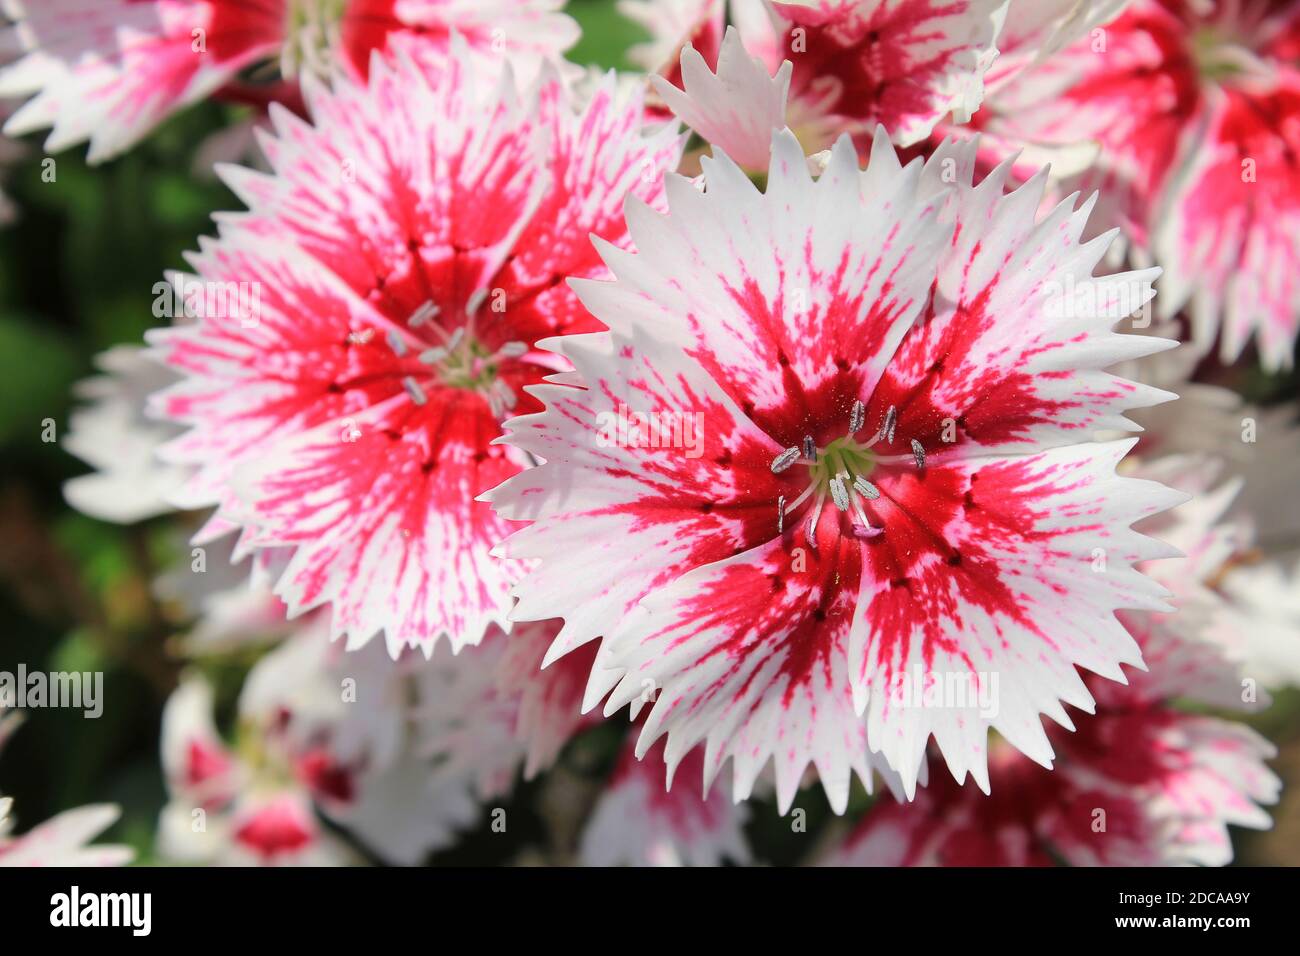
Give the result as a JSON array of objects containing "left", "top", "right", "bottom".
[
  {"left": 809, "top": 434, "right": 878, "bottom": 490},
  {"left": 282, "top": 0, "right": 347, "bottom": 79},
  {"left": 380, "top": 300, "right": 527, "bottom": 419},
  {"left": 1190, "top": 26, "right": 1258, "bottom": 83},
  {"left": 770, "top": 401, "right": 926, "bottom": 546}
]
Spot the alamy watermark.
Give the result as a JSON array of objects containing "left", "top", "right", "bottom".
[
  {"left": 888, "top": 669, "right": 1000, "bottom": 718},
  {"left": 1042, "top": 274, "right": 1152, "bottom": 325},
  {"left": 152, "top": 277, "right": 262, "bottom": 327},
  {"left": 50, "top": 886, "right": 150, "bottom": 936},
  {"left": 596, "top": 403, "right": 705, "bottom": 459},
  {"left": 0, "top": 665, "right": 103, "bottom": 718}
]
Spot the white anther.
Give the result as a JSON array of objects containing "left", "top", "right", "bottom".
[
  {"left": 849, "top": 400, "right": 865, "bottom": 433},
  {"left": 771, "top": 447, "right": 801, "bottom": 473},
  {"left": 402, "top": 377, "right": 427, "bottom": 406}
]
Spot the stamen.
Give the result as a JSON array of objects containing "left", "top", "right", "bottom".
[
  {"left": 498, "top": 341, "right": 529, "bottom": 359},
  {"left": 851, "top": 523, "right": 884, "bottom": 539},
  {"left": 885, "top": 406, "right": 897, "bottom": 444},
  {"left": 849, "top": 400, "right": 865, "bottom": 434},
  {"left": 785, "top": 482, "right": 816, "bottom": 515},
  {"left": 386, "top": 329, "right": 408, "bottom": 357},
  {"left": 445, "top": 327, "right": 465, "bottom": 352},
  {"left": 803, "top": 435, "right": 816, "bottom": 462},
  {"left": 770, "top": 446, "right": 801, "bottom": 473},
  {"left": 419, "top": 347, "right": 448, "bottom": 365},
  {"left": 465, "top": 288, "right": 488, "bottom": 315},
  {"left": 829, "top": 475, "right": 849, "bottom": 511},
  {"left": 850, "top": 495, "right": 871, "bottom": 529},
  {"left": 910, "top": 439, "right": 926, "bottom": 471},
  {"left": 495, "top": 381, "right": 517, "bottom": 412},
  {"left": 777, "top": 495, "right": 786, "bottom": 533},
  {"left": 402, "top": 376, "right": 427, "bottom": 406},
  {"left": 409, "top": 301, "right": 439, "bottom": 327},
  {"left": 853, "top": 477, "right": 881, "bottom": 500},
  {"left": 806, "top": 491, "right": 827, "bottom": 545}
]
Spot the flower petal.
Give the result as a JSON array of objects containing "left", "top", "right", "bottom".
[
  {"left": 490, "top": 329, "right": 789, "bottom": 666},
  {"left": 602, "top": 534, "right": 896, "bottom": 813},
  {"left": 579, "top": 737, "right": 751, "bottom": 867},
  {"left": 571, "top": 130, "right": 951, "bottom": 444},
  {"left": 772, "top": 0, "right": 1007, "bottom": 146},
  {"left": 869, "top": 140, "right": 1174, "bottom": 461},
  {"left": 653, "top": 26, "right": 792, "bottom": 171},
  {"left": 234, "top": 388, "right": 525, "bottom": 655},
  {"left": 1155, "top": 79, "right": 1300, "bottom": 370},
  {"left": 0, "top": 0, "right": 283, "bottom": 162}
]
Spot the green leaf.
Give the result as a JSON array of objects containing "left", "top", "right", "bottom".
[
  {"left": 0, "top": 314, "right": 79, "bottom": 447},
  {"left": 566, "top": 0, "right": 650, "bottom": 71}
]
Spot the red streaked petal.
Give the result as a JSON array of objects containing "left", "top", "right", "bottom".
[
  {"left": 490, "top": 330, "right": 788, "bottom": 665},
  {"left": 572, "top": 131, "right": 950, "bottom": 446},
  {"left": 0, "top": 0, "right": 283, "bottom": 162},
  {"left": 1155, "top": 79, "right": 1300, "bottom": 370},
  {"left": 829, "top": 703, "right": 1278, "bottom": 866},
  {"left": 234, "top": 388, "right": 525, "bottom": 655},
  {"left": 494, "top": 619, "right": 602, "bottom": 778},
  {"left": 149, "top": 236, "right": 404, "bottom": 514},
  {"left": 601, "top": 535, "right": 891, "bottom": 814},
  {"left": 869, "top": 142, "right": 1174, "bottom": 461},
  {"left": 852, "top": 440, "right": 1186, "bottom": 795},
  {"left": 772, "top": 0, "right": 1006, "bottom": 146},
  {"left": 493, "top": 73, "right": 687, "bottom": 346},
  {"left": 981, "top": 2, "right": 1203, "bottom": 246},
  {"left": 340, "top": 0, "right": 579, "bottom": 82},
  {"left": 579, "top": 737, "right": 750, "bottom": 867}
]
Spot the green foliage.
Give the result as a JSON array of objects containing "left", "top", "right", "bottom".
[
  {"left": 0, "top": 313, "right": 78, "bottom": 449},
  {"left": 567, "top": 0, "right": 650, "bottom": 71}
]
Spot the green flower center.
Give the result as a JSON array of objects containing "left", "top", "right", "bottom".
[
  {"left": 770, "top": 402, "right": 924, "bottom": 543},
  {"left": 387, "top": 304, "right": 528, "bottom": 419},
  {"left": 809, "top": 435, "right": 878, "bottom": 491},
  {"left": 1191, "top": 26, "right": 1251, "bottom": 83},
  {"left": 283, "top": 0, "right": 348, "bottom": 79}
]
